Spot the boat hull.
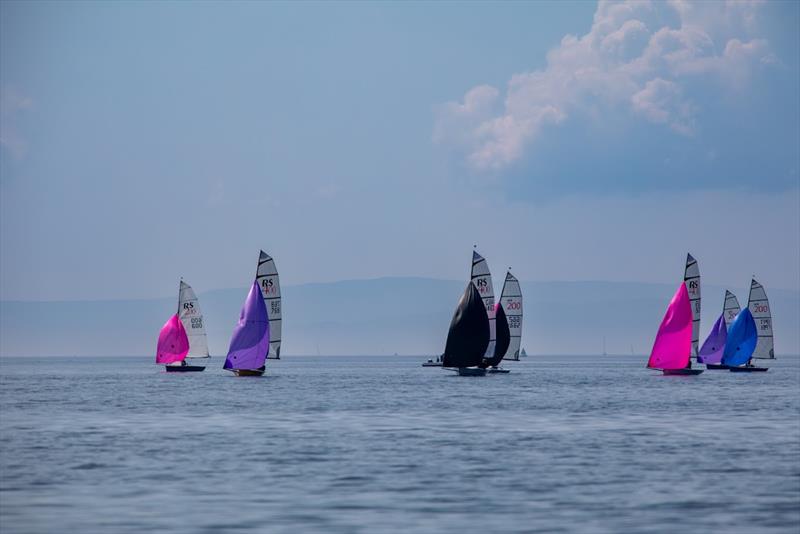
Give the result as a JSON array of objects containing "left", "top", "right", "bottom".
[
  {"left": 704, "top": 363, "right": 729, "bottom": 370},
  {"left": 165, "top": 365, "right": 206, "bottom": 372},
  {"left": 662, "top": 368, "right": 704, "bottom": 376},
  {"left": 456, "top": 367, "right": 487, "bottom": 377},
  {"left": 729, "top": 366, "right": 768, "bottom": 373},
  {"left": 422, "top": 362, "right": 443, "bottom": 367},
  {"left": 487, "top": 368, "right": 510, "bottom": 374}
]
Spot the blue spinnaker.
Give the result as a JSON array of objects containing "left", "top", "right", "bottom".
[{"left": 721, "top": 308, "right": 757, "bottom": 367}]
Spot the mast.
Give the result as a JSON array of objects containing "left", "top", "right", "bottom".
[{"left": 683, "top": 253, "right": 701, "bottom": 359}]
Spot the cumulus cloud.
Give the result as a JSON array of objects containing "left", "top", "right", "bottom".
[{"left": 434, "top": 0, "right": 773, "bottom": 171}]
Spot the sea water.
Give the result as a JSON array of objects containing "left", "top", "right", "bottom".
[{"left": 1, "top": 355, "right": 798, "bottom": 534}]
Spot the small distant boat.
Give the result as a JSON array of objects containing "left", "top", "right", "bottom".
[
  {"left": 422, "top": 356, "right": 443, "bottom": 367},
  {"left": 223, "top": 280, "right": 270, "bottom": 377},
  {"left": 647, "top": 282, "right": 704, "bottom": 375},
  {"left": 520, "top": 348, "right": 528, "bottom": 357},
  {"left": 698, "top": 313, "right": 728, "bottom": 370},
  {"left": 722, "top": 308, "right": 762, "bottom": 372},
  {"left": 485, "top": 301, "right": 511, "bottom": 374},
  {"left": 157, "top": 280, "right": 208, "bottom": 372},
  {"left": 442, "top": 282, "right": 490, "bottom": 376}
]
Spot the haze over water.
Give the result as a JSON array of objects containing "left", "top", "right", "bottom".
[{"left": 1, "top": 355, "right": 798, "bottom": 534}]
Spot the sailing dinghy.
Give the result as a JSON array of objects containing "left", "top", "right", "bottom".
[
  {"left": 471, "top": 248, "right": 496, "bottom": 364},
  {"left": 223, "top": 280, "right": 270, "bottom": 376},
  {"left": 156, "top": 314, "right": 191, "bottom": 371},
  {"left": 442, "top": 282, "right": 490, "bottom": 376},
  {"left": 157, "top": 280, "right": 209, "bottom": 372},
  {"left": 647, "top": 282, "right": 704, "bottom": 375},
  {"left": 728, "top": 279, "right": 772, "bottom": 372},
  {"left": 498, "top": 270, "right": 523, "bottom": 366},
  {"left": 722, "top": 307, "right": 763, "bottom": 372},
  {"left": 698, "top": 313, "right": 728, "bottom": 370}
]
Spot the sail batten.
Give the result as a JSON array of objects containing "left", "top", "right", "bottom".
[
  {"left": 178, "top": 281, "right": 210, "bottom": 359},
  {"left": 256, "top": 250, "right": 282, "bottom": 359},
  {"left": 470, "top": 250, "right": 496, "bottom": 359},
  {"left": 748, "top": 279, "right": 774, "bottom": 359},
  {"left": 683, "top": 253, "right": 701, "bottom": 358},
  {"left": 499, "top": 271, "right": 523, "bottom": 361}
]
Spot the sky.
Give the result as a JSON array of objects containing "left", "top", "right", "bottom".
[{"left": 1, "top": 0, "right": 798, "bottom": 301}]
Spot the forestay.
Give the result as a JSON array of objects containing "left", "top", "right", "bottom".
[
  {"left": 683, "top": 253, "right": 701, "bottom": 358},
  {"left": 178, "top": 281, "right": 210, "bottom": 358},
  {"left": 471, "top": 249, "right": 495, "bottom": 359},
  {"left": 748, "top": 278, "right": 774, "bottom": 359},
  {"left": 256, "top": 250, "right": 282, "bottom": 359},
  {"left": 500, "top": 271, "right": 523, "bottom": 361}
]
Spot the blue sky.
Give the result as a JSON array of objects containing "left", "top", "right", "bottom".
[{"left": 1, "top": 0, "right": 798, "bottom": 301}]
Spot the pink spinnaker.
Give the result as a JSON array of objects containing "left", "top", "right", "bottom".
[
  {"left": 156, "top": 313, "right": 190, "bottom": 364},
  {"left": 647, "top": 283, "right": 692, "bottom": 370}
]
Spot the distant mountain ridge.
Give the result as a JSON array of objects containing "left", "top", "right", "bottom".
[{"left": 1, "top": 277, "right": 797, "bottom": 357}]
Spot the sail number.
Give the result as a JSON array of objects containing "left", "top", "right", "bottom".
[
  {"left": 752, "top": 304, "right": 769, "bottom": 314},
  {"left": 190, "top": 317, "right": 203, "bottom": 329},
  {"left": 270, "top": 301, "right": 281, "bottom": 316},
  {"left": 506, "top": 301, "right": 521, "bottom": 311},
  {"left": 508, "top": 316, "right": 521, "bottom": 328}
]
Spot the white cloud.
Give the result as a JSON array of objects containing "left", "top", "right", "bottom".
[{"left": 434, "top": 0, "right": 773, "bottom": 171}]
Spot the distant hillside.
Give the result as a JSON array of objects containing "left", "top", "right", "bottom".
[{"left": 1, "top": 278, "right": 798, "bottom": 356}]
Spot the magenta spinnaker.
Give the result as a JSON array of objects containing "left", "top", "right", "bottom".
[
  {"left": 156, "top": 313, "right": 190, "bottom": 364},
  {"left": 647, "top": 283, "right": 692, "bottom": 370},
  {"left": 698, "top": 313, "right": 727, "bottom": 365},
  {"left": 224, "top": 280, "right": 270, "bottom": 371}
]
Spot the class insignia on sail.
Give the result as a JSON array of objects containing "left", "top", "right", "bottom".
[{"left": 442, "top": 282, "right": 490, "bottom": 376}]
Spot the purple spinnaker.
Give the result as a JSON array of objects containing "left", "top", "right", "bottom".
[
  {"left": 223, "top": 280, "right": 270, "bottom": 370},
  {"left": 698, "top": 313, "right": 727, "bottom": 364}
]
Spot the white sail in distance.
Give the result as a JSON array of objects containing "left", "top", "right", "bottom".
[
  {"left": 748, "top": 278, "right": 774, "bottom": 360},
  {"left": 723, "top": 290, "right": 741, "bottom": 327},
  {"left": 683, "top": 253, "right": 701, "bottom": 358},
  {"left": 178, "top": 280, "right": 210, "bottom": 358},
  {"left": 471, "top": 249, "right": 495, "bottom": 359},
  {"left": 500, "top": 271, "right": 523, "bottom": 361},
  {"left": 256, "top": 250, "right": 282, "bottom": 359}
]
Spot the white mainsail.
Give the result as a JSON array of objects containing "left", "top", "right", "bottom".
[
  {"left": 178, "top": 280, "right": 210, "bottom": 358},
  {"left": 723, "top": 290, "right": 741, "bottom": 327},
  {"left": 747, "top": 278, "right": 774, "bottom": 360},
  {"left": 683, "top": 253, "right": 701, "bottom": 358},
  {"left": 471, "top": 249, "right": 495, "bottom": 359},
  {"left": 500, "top": 271, "right": 523, "bottom": 361},
  {"left": 256, "top": 250, "right": 282, "bottom": 359}
]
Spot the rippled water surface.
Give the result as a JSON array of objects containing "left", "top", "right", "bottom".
[{"left": 1, "top": 355, "right": 799, "bottom": 533}]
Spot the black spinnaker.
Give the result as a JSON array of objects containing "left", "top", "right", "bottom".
[
  {"left": 481, "top": 304, "right": 510, "bottom": 368},
  {"left": 443, "top": 282, "right": 490, "bottom": 368}
]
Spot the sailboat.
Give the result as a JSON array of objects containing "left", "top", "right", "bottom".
[
  {"left": 647, "top": 282, "right": 704, "bottom": 375},
  {"left": 723, "top": 290, "right": 741, "bottom": 328},
  {"left": 471, "top": 248, "right": 496, "bottom": 363},
  {"left": 484, "top": 303, "right": 511, "bottom": 373},
  {"left": 698, "top": 313, "right": 728, "bottom": 370},
  {"left": 223, "top": 280, "right": 270, "bottom": 376},
  {"left": 498, "top": 270, "right": 523, "bottom": 367},
  {"left": 728, "top": 278, "right": 773, "bottom": 372},
  {"left": 256, "top": 250, "right": 282, "bottom": 359},
  {"left": 683, "top": 253, "right": 701, "bottom": 361},
  {"left": 722, "top": 308, "right": 763, "bottom": 372},
  {"left": 520, "top": 348, "right": 528, "bottom": 357},
  {"left": 442, "top": 281, "right": 490, "bottom": 376},
  {"left": 156, "top": 280, "right": 209, "bottom": 372},
  {"left": 156, "top": 314, "right": 190, "bottom": 371}
]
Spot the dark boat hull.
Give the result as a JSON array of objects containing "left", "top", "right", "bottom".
[
  {"left": 456, "top": 367, "right": 487, "bottom": 377},
  {"left": 729, "top": 366, "right": 768, "bottom": 373},
  {"left": 422, "top": 362, "right": 443, "bottom": 367},
  {"left": 165, "top": 365, "right": 206, "bottom": 373},
  {"left": 487, "top": 368, "right": 510, "bottom": 374},
  {"left": 231, "top": 368, "right": 265, "bottom": 377},
  {"left": 704, "top": 363, "right": 729, "bottom": 370},
  {"left": 662, "top": 368, "right": 704, "bottom": 376}
]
